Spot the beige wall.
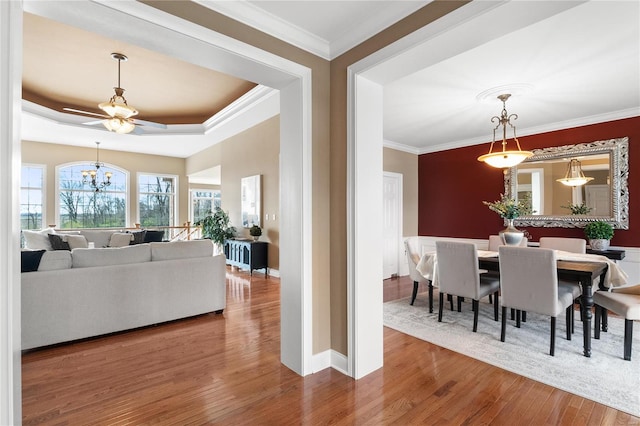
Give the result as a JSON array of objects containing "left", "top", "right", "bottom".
[
  {"left": 383, "top": 147, "right": 418, "bottom": 237},
  {"left": 22, "top": 140, "right": 188, "bottom": 228},
  {"left": 194, "top": 116, "right": 281, "bottom": 270}
]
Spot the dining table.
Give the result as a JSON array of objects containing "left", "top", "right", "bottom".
[{"left": 416, "top": 250, "right": 619, "bottom": 358}]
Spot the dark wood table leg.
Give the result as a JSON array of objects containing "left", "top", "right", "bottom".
[
  {"left": 581, "top": 278, "right": 594, "bottom": 357},
  {"left": 428, "top": 280, "right": 434, "bottom": 313}
]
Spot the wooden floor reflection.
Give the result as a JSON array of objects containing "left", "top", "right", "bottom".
[{"left": 21, "top": 269, "right": 639, "bottom": 424}]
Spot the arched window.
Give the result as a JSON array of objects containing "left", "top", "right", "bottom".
[{"left": 57, "top": 162, "right": 128, "bottom": 228}]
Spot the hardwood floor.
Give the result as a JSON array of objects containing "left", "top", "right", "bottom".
[{"left": 22, "top": 269, "right": 639, "bottom": 425}]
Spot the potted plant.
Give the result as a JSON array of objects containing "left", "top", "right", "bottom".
[
  {"left": 584, "top": 221, "right": 614, "bottom": 251},
  {"left": 561, "top": 202, "right": 592, "bottom": 215},
  {"left": 196, "top": 207, "right": 236, "bottom": 250},
  {"left": 483, "top": 194, "right": 532, "bottom": 246},
  {"left": 249, "top": 224, "right": 262, "bottom": 241}
]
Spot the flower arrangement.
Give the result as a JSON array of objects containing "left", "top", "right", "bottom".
[{"left": 483, "top": 194, "right": 532, "bottom": 219}]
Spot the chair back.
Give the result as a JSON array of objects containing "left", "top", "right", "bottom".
[
  {"left": 488, "top": 235, "right": 528, "bottom": 251},
  {"left": 404, "top": 237, "right": 428, "bottom": 283},
  {"left": 499, "top": 246, "right": 561, "bottom": 317},
  {"left": 539, "top": 237, "right": 586, "bottom": 253},
  {"left": 435, "top": 241, "right": 481, "bottom": 299}
]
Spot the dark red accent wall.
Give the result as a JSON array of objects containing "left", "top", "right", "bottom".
[{"left": 418, "top": 116, "right": 639, "bottom": 247}]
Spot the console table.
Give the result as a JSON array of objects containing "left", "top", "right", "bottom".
[
  {"left": 224, "top": 239, "right": 268, "bottom": 277},
  {"left": 586, "top": 248, "right": 625, "bottom": 261}
]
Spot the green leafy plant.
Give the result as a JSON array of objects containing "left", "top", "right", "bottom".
[
  {"left": 196, "top": 207, "right": 236, "bottom": 247},
  {"left": 561, "top": 202, "right": 592, "bottom": 215},
  {"left": 483, "top": 193, "right": 533, "bottom": 219},
  {"left": 584, "top": 221, "right": 614, "bottom": 240},
  {"left": 249, "top": 225, "right": 262, "bottom": 237}
]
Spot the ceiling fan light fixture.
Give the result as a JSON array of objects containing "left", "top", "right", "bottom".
[
  {"left": 103, "top": 117, "right": 135, "bottom": 134},
  {"left": 98, "top": 52, "right": 139, "bottom": 124},
  {"left": 478, "top": 93, "right": 533, "bottom": 168}
]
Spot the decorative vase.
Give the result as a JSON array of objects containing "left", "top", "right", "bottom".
[
  {"left": 589, "top": 238, "right": 610, "bottom": 251},
  {"left": 499, "top": 218, "right": 524, "bottom": 246}
]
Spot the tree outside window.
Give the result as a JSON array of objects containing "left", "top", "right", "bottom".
[
  {"left": 139, "top": 174, "right": 176, "bottom": 227},
  {"left": 58, "top": 164, "right": 127, "bottom": 228}
]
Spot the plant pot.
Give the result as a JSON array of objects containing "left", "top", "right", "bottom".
[
  {"left": 499, "top": 219, "right": 524, "bottom": 246},
  {"left": 589, "top": 238, "right": 610, "bottom": 251}
]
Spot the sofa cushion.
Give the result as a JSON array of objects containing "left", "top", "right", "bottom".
[
  {"left": 22, "top": 228, "right": 55, "bottom": 251},
  {"left": 48, "top": 234, "right": 71, "bottom": 251},
  {"left": 72, "top": 244, "right": 152, "bottom": 268},
  {"left": 109, "top": 232, "right": 133, "bottom": 247},
  {"left": 66, "top": 234, "right": 89, "bottom": 249},
  {"left": 37, "top": 250, "right": 73, "bottom": 271},
  {"left": 21, "top": 250, "right": 46, "bottom": 272},
  {"left": 150, "top": 240, "right": 214, "bottom": 261}
]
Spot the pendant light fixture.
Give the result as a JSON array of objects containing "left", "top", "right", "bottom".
[
  {"left": 98, "top": 53, "right": 138, "bottom": 133},
  {"left": 556, "top": 158, "right": 594, "bottom": 187},
  {"left": 477, "top": 94, "right": 533, "bottom": 168},
  {"left": 81, "top": 142, "right": 112, "bottom": 192}
]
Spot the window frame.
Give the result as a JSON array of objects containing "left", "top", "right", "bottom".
[
  {"left": 20, "top": 163, "right": 46, "bottom": 230},
  {"left": 137, "top": 172, "right": 179, "bottom": 227},
  {"left": 189, "top": 188, "right": 221, "bottom": 224}
]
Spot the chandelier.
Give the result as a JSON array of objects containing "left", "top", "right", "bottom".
[
  {"left": 556, "top": 158, "right": 594, "bottom": 187},
  {"left": 98, "top": 53, "right": 138, "bottom": 134},
  {"left": 82, "top": 142, "right": 112, "bottom": 192},
  {"left": 477, "top": 94, "right": 533, "bottom": 168}
]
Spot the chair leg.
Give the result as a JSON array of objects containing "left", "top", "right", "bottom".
[
  {"left": 594, "top": 305, "right": 601, "bottom": 339},
  {"left": 493, "top": 291, "right": 499, "bottom": 322},
  {"left": 516, "top": 310, "right": 521, "bottom": 328},
  {"left": 410, "top": 281, "right": 419, "bottom": 305},
  {"left": 438, "top": 293, "right": 444, "bottom": 322},
  {"left": 428, "top": 280, "right": 434, "bottom": 313},
  {"left": 624, "top": 319, "right": 633, "bottom": 361},
  {"left": 457, "top": 297, "right": 462, "bottom": 312},
  {"left": 571, "top": 304, "right": 575, "bottom": 334},
  {"left": 550, "top": 316, "right": 556, "bottom": 356},
  {"left": 522, "top": 311, "right": 527, "bottom": 322},
  {"left": 472, "top": 299, "right": 479, "bottom": 332},
  {"left": 511, "top": 308, "right": 515, "bottom": 320},
  {"left": 448, "top": 294, "right": 454, "bottom": 311},
  {"left": 565, "top": 305, "right": 571, "bottom": 341},
  {"left": 488, "top": 294, "right": 493, "bottom": 304},
  {"left": 602, "top": 308, "right": 609, "bottom": 332},
  {"left": 501, "top": 306, "right": 507, "bottom": 342}
]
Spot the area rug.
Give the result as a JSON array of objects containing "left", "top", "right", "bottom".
[{"left": 383, "top": 295, "right": 640, "bottom": 417}]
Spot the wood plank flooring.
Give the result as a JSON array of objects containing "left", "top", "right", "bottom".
[{"left": 22, "top": 270, "right": 639, "bottom": 425}]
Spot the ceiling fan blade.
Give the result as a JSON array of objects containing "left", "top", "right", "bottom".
[
  {"left": 82, "top": 120, "right": 104, "bottom": 126},
  {"left": 131, "top": 118, "right": 167, "bottom": 129},
  {"left": 63, "top": 107, "right": 109, "bottom": 119}
]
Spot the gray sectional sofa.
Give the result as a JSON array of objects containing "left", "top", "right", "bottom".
[{"left": 21, "top": 238, "right": 226, "bottom": 350}]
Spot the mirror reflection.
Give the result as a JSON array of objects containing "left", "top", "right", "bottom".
[{"left": 506, "top": 137, "right": 628, "bottom": 229}]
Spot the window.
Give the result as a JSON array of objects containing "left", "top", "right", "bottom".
[
  {"left": 57, "top": 163, "right": 127, "bottom": 228},
  {"left": 191, "top": 190, "right": 221, "bottom": 224},
  {"left": 21, "top": 165, "right": 45, "bottom": 230},
  {"left": 139, "top": 174, "right": 177, "bottom": 227}
]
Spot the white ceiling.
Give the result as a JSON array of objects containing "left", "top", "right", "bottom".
[{"left": 22, "top": 1, "right": 640, "bottom": 158}]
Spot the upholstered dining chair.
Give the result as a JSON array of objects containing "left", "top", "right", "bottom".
[
  {"left": 435, "top": 241, "right": 500, "bottom": 332},
  {"left": 538, "top": 236, "right": 585, "bottom": 326},
  {"left": 404, "top": 237, "right": 431, "bottom": 308},
  {"left": 594, "top": 284, "right": 640, "bottom": 360},
  {"left": 498, "top": 246, "right": 576, "bottom": 356}
]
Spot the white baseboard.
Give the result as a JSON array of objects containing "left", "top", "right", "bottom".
[{"left": 311, "top": 349, "right": 349, "bottom": 376}]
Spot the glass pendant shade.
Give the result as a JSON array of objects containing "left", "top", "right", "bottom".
[
  {"left": 102, "top": 117, "right": 135, "bottom": 134},
  {"left": 556, "top": 159, "right": 594, "bottom": 187},
  {"left": 478, "top": 94, "right": 533, "bottom": 168},
  {"left": 98, "top": 98, "right": 138, "bottom": 119}
]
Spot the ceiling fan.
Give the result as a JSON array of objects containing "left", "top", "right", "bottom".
[{"left": 63, "top": 52, "right": 167, "bottom": 134}]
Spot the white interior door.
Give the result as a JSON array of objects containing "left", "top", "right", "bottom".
[
  {"left": 585, "top": 185, "right": 611, "bottom": 216},
  {"left": 383, "top": 172, "right": 402, "bottom": 279}
]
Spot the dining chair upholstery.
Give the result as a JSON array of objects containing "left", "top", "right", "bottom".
[
  {"left": 488, "top": 235, "right": 528, "bottom": 251},
  {"left": 435, "top": 241, "right": 500, "bottom": 332},
  {"left": 404, "top": 237, "right": 431, "bottom": 306},
  {"left": 594, "top": 284, "right": 640, "bottom": 360},
  {"left": 539, "top": 237, "right": 586, "bottom": 253},
  {"left": 498, "top": 246, "right": 575, "bottom": 356}
]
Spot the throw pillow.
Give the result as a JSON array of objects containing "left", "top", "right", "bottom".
[
  {"left": 48, "top": 234, "right": 71, "bottom": 251},
  {"left": 143, "top": 230, "right": 165, "bottom": 243},
  {"left": 21, "top": 250, "right": 46, "bottom": 272},
  {"left": 66, "top": 234, "right": 89, "bottom": 250},
  {"left": 127, "top": 230, "right": 147, "bottom": 245},
  {"left": 109, "top": 232, "right": 133, "bottom": 247},
  {"left": 22, "top": 228, "right": 55, "bottom": 251}
]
